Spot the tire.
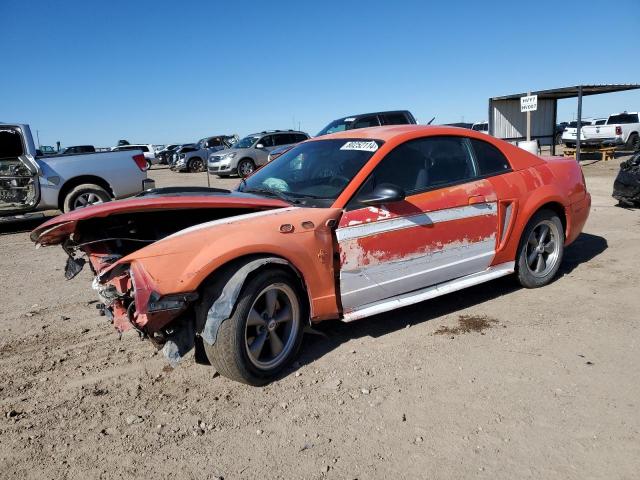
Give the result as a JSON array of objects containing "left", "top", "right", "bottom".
[
  {"left": 146, "top": 160, "right": 152, "bottom": 170},
  {"left": 63, "top": 183, "right": 111, "bottom": 213},
  {"left": 516, "top": 209, "right": 565, "bottom": 288},
  {"left": 237, "top": 159, "right": 256, "bottom": 178},
  {"left": 188, "top": 157, "right": 205, "bottom": 173},
  {"left": 626, "top": 133, "right": 640, "bottom": 151},
  {"left": 555, "top": 133, "right": 562, "bottom": 145},
  {"left": 202, "top": 269, "right": 306, "bottom": 385}
]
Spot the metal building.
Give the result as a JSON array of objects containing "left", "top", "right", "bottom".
[{"left": 488, "top": 84, "right": 640, "bottom": 157}]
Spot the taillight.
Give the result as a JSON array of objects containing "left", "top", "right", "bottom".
[
  {"left": 132, "top": 154, "right": 148, "bottom": 171},
  {"left": 616, "top": 126, "right": 622, "bottom": 135}
]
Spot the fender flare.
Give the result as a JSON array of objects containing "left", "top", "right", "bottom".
[{"left": 200, "top": 256, "right": 294, "bottom": 346}]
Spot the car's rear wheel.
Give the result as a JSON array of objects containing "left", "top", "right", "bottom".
[
  {"left": 188, "top": 157, "right": 205, "bottom": 172},
  {"left": 516, "top": 209, "right": 564, "bottom": 288},
  {"left": 237, "top": 159, "right": 255, "bottom": 177},
  {"left": 202, "top": 269, "right": 305, "bottom": 385},
  {"left": 63, "top": 184, "right": 111, "bottom": 213}
]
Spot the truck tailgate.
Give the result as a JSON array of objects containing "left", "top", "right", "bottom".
[{"left": 582, "top": 125, "right": 615, "bottom": 140}]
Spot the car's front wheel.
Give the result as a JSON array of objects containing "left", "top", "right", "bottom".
[
  {"left": 516, "top": 209, "right": 565, "bottom": 288},
  {"left": 203, "top": 269, "right": 306, "bottom": 385},
  {"left": 237, "top": 159, "right": 255, "bottom": 177},
  {"left": 188, "top": 157, "right": 205, "bottom": 172},
  {"left": 626, "top": 133, "right": 640, "bottom": 151}
]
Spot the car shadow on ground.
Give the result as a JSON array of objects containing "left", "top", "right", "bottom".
[{"left": 289, "top": 232, "right": 608, "bottom": 374}]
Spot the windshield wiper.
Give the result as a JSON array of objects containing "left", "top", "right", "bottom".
[{"left": 243, "top": 187, "right": 299, "bottom": 204}]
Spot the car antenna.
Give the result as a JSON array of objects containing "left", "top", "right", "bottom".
[{"left": 427, "top": 116, "right": 436, "bottom": 125}]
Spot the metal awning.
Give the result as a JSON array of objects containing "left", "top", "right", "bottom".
[
  {"left": 489, "top": 84, "right": 640, "bottom": 159},
  {"left": 491, "top": 84, "right": 640, "bottom": 101}
]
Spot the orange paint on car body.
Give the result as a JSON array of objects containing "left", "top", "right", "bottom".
[{"left": 32, "top": 125, "right": 590, "bottom": 338}]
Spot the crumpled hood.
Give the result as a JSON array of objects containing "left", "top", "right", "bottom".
[
  {"left": 30, "top": 192, "right": 289, "bottom": 246},
  {"left": 98, "top": 205, "right": 343, "bottom": 294}
]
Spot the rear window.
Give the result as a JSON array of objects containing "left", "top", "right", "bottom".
[
  {"left": 608, "top": 113, "right": 639, "bottom": 124},
  {"left": 470, "top": 139, "right": 511, "bottom": 176},
  {"left": 352, "top": 115, "right": 380, "bottom": 129},
  {"left": 380, "top": 112, "right": 410, "bottom": 125}
]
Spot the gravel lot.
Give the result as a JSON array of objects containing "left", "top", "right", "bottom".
[{"left": 1, "top": 155, "right": 639, "bottom": 479}]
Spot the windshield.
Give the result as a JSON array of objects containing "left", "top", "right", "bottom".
[
  {"left": 234, "top": 135, "right": 260, "bottom": 149},
  {"left": 238, "top": 139, "right": 382, "bottom": 205},
  {"left": 472, "top": 123, "right": 488, "bottom": 131}
]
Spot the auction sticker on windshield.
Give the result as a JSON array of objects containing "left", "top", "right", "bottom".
[{"left": 340, "top": 141, "right": 378, "bottom": 152}]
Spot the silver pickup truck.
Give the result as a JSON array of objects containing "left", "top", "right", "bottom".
[{"left": 1, "top": 123, "right": 155, "bottom": 217}]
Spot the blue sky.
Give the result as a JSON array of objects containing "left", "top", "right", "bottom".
[{"left": 2, "top": 0, "right": 639, "bottom": 147}]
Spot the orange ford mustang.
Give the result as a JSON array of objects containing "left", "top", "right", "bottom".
[{"left": 32, "top": 126, "right": 591, "bottom": 385}]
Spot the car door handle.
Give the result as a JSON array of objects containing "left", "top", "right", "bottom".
[{"left": 468, "top": 195, "right": 486, "bottom": 205}]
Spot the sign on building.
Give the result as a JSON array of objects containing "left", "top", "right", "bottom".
[{"left": 521, "top": 95, "right": 538, "bottom": 112}]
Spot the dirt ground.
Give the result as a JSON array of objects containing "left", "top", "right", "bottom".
[{"left": 1, "top": 154, "right": 639, "bottom": 479}]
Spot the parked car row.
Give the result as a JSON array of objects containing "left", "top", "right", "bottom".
[
  {"left": 207, "top": 110, "right": 417, "bottom": 178},
  {"left": 172, "top": 135, "right": 238, "bottom": 173}
]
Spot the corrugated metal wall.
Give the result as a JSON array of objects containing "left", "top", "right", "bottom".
[{"left": 490, "top": 98, "right": 555, "bottom": 146}]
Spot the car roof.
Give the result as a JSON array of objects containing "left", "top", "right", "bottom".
[
  {"left": 333, "top": 110, "right": 411, "bottom": 121},
  {"left": 247, "top": 130, "right": 308, "bottom": 136},
  {"left": 310, "top": 124, "right": 474, "bottom": 142}
]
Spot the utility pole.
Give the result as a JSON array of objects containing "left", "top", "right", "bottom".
[
  {"left": 526, "top": 91, "right": 531, "bottom": 142},
  {"left": 576, "top": 86, "right": 583, "bottom": 163}
]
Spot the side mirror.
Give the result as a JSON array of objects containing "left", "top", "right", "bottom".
[
  {"left": 357, "top": 183, "right": 405, "bottom": 206},
  {"left": 256, "top": 143, "right": 264, "bottom": 149}
]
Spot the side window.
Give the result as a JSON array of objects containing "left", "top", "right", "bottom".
[
  {"left": 207, "top": 138, "right": 222, "bottom": 147},
  {"left": 358, "top": 136, "right": 475, "bottom": 197},
  {"left": 470, "top": 139, "right": 511, "bottom": 176},
  {"left": 294, "top": 133, "right": 308, "bottom": 142},
  {"left": 140, "top": 146, "right": 149, "bottom": 152},
  {"left": 351, "top": 115, "right": 380, "bottom": 129},
  {"left": 259, "top": 135, "right": 274, "bottom": 147},
  {"left": 381, "top": 113, "right": 410, "bottom": 125},
  {"left": 273, "top": 134, "right": 292, "bottom": 146}
]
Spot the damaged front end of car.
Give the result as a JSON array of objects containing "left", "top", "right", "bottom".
[
  {"left": 30, "top": 191, "right": 293, "bottom": 363},
  {"left": 94, "top": 259, "right": 200, "bottom": 362}
]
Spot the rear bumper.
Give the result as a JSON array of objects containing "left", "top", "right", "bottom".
[
  {"left": 142, "top": 178, "right": 155, "bottom": 191},
  {"left": 564, "top": 138, "right": 623, "bottom": 148}
]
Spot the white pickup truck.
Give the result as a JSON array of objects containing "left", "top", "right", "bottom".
[
  {"left": 561, "top": 118, "right": 605, "bottom": 147},
  {"left": 1, "top": 123, "right": 155, "bottom": 218},
  {"left": 580, "top": 112, "right": 640, "bottom": 150}
]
